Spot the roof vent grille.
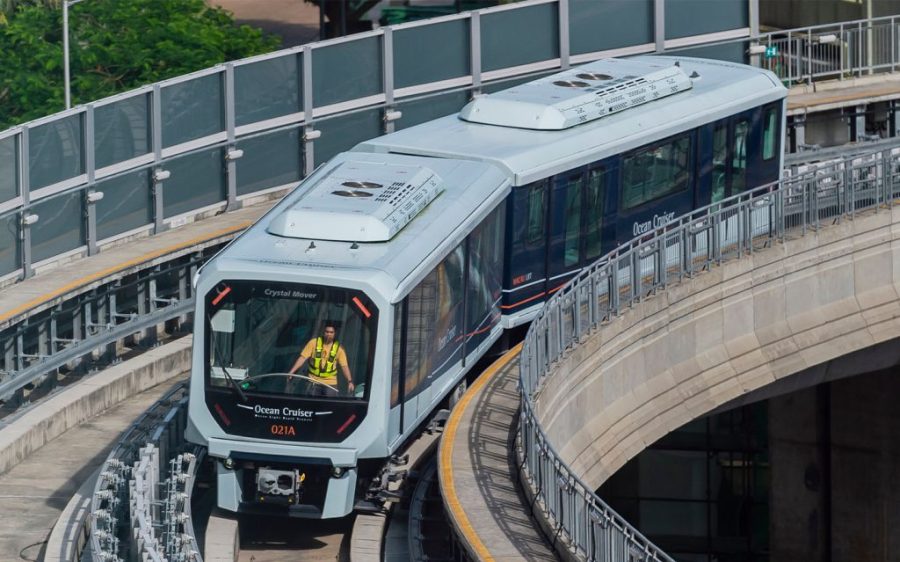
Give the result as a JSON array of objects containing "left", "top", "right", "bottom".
[
  {"left": 267, "top": 161, "right": 444, "bottom": 242},
  {"left": 458, "top": 58, "right": 694, "bottom": 130}
]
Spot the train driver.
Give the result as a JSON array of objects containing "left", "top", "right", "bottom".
[{"left": 288, "top": 323, "right": 355, "bottom": 394}]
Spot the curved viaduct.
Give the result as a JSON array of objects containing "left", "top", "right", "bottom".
[{"left": 535, "top": 205, "right": 900, "bottom": 489}]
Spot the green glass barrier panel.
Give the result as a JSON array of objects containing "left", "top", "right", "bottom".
[
  {"left": 28, "top": 114, "right": 84, "bottom": 191},
  {"left": 235, "top": 54, "right": 302, "bottom": 127},
  {"left": 94, "top": 94, "right": 151, "bottom": 169},
  {"left": 0, "top": 136, "right": 17, "bottom": 204},
  {"left": 161, "top": 73, "right": 225, "bottom": 148},
  {"left": 570, "top": 0, "right": 653, "bottom": 55},
  {"left": 394, "top": 19, "right": 470, "bottom": 89},
  {"left": 481, "top": 70, "right": 556, "bottom": 94},
  {"left": 0, "top": 212, "right": 19, "bottom": 277},
  {"left": 666, "top": 0, "right": 748, "bottom": 40},
  {"left": 394, "top": 91, "right": 470, "bottom": 130},
  {"left": 481, "top": 3, "right": 558, "bottom": 73},
  {"left": 96, "top": 169, "right": 153, "bottom": 240},
  {"left": 314, "top": 110, "right": 382, "bottom": 167},
  {"left": 236, "top": 128, "right": 302, "bottom": 196},
  {"left": 312, "top": 36, "right": 383, "bottom": 107},
  {"left": 668, "top": 42, "right": 747, "bottom": 64},
  {"left": 163, "top": 148, "right": 226, "bottom": 218},
  {"left": 31, "top": 191, "right": 85, "bottom": 263}
]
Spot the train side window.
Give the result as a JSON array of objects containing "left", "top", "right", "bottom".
[
  {"left": 712, "top": 125, "right": 727, "bottom": 203},
  {"left": 762, "top": 108, "right": 778, "bottom": 161},
  {"left": 526, "top": 183, "right": 546, "bottom": 246},
  {"left": 732, "top": 119, "right": 749, "bottom": 192},
  {"left": 584, "top": 168, "right": 605, "bottom": 261},
  {"left": 391, "top": 303, "right": 403, "bottom": 408},
  {"left": 563, "top": 174, "right": 583, "bottom": 267},
  {"left": 621, "top": 135, "right": 692, "bottom": 210}
]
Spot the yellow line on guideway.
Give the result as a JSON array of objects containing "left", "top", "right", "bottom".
[
  {"left": 0, "top": 222, "right": 251, "bottom": 325},
  {"left": 439, "top": 341, "right": 523, "bottom": 562}
]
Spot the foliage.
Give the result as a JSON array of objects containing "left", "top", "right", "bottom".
[{"left": 0, "top": 0, "right": 280, "bottom": 130}]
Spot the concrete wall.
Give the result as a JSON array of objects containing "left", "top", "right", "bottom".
[{"left": 534, "top": 205, "right": 900, "bottom": 491}]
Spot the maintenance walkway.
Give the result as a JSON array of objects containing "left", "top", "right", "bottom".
[{"left": 439, "top": 343, "right": 556, "bottom": 561}]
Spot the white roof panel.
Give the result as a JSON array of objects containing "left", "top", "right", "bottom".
[
  {"left": 459, "top": 58, "right": 693, "bottom": 130},
  {"left": 267, "top": 161, "right": 443, "bottom": 242},
  {"left": 355, "top": 56, "right": 788, "bottom": 185}
]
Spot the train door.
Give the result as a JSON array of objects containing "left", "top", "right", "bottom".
[
  {"left": 546, "top": 163, "right": 616, "bottom": 290},
  {"left": 709, "top": 108, "right": 762, "bottom": 204},
  {"left": 503, "top": 181, "right": 549, "bottom": 315},
  {"left": 547, "top": 168, "right": 585, "bottom": 293}
]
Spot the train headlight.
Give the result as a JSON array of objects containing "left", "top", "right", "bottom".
[
  {"left": 331, "top": 466, "right": 345, "bottom": 478},
  {"left": 223, "top": 457, "right": 235, "bottom": 470}
]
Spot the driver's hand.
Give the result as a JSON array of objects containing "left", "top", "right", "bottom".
[{"left": 347, "top": 381, "right": 355, "bottom": 394}]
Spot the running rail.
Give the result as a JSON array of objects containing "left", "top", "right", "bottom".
[{"left": 517, "top": 145, "right": 900, "bottom": 560}]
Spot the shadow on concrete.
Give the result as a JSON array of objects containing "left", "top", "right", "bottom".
[{"left": 467, "top": 360, "right": 557, "bottom": 560}]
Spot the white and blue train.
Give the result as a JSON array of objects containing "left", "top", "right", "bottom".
[{"left": 186, "top": 56, "right": 787, "bottom": 518}]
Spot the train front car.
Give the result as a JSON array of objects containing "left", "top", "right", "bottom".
[{"left": 186, "top": 153, "right": 509, "bottom": 518}]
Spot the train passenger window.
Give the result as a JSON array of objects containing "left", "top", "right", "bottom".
[
  {"left": 584, "top": 168, "right": 605, "bottom": 262},
  {"left": 763, "top": 108, "right": 778, "bottom": 161},
  {"left": 403, "top": 245, "right": 465, "bottom": 398},
  {"left": 563, "top": 175, "right": 583, "bottom": 267},
  {"left": 526, "top": 183, "right": 546, "bottom": 246},
  {"left": 732, "top": 120, "right": 749, "bottom": 192},
  {"left": 712, "top": 125, "right": 727, "bottom": 203},
  {"left": 621, "top": 135, "right": 692, "bottom": 210},
  {"left": 391, "top": 303, "right": 403, "bottom": 408},
  {"left": 466, "top": 206, "right": 504, "bottom": 351}
]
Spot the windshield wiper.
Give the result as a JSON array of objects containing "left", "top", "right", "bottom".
[{"left": 207, "top": 314, "right": 248, "bottom": 403}]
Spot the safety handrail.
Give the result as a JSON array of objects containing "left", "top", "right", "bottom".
[{"left": 518, "top": 144, "right": 900, "bottom": 560}]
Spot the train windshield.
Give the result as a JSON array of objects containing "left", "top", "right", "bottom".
[{"left": 204, "top": 280, "right": 378, "bottom": 401}]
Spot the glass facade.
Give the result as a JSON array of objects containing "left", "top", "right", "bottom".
[{"left": 600, "top": 403, "right": 769, "bottom": 562}]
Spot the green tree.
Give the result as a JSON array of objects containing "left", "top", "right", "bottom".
[{"left": 0, "top": 0, "right": 279, "bottom": 129}]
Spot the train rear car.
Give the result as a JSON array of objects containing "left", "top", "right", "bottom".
[{"left": 356, "top": 56, "right": 787, "bottom": 324}]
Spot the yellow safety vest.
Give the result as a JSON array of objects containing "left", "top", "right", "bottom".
[{"left": 309, "top": 338, "right": 339, "bottom": 382}]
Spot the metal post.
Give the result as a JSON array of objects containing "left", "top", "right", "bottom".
[
  {"left": 559, "top": 0, "right": 570, "bottom": 70},
  {"left": 382, "top": 28, "right": 396, "bottom": 134},
  {"left": 85, "top": 105, "right": 99, "bottom": 255},
  {"left": 223, "top": 65, "right": 239, "bottom": 211},
  {"left": 302, "top": 46, "right": 315, "bottom": 176},
  {"left": 63, "top": 0, "right": 71, "bottom": 110},
  {"left": 151, "top": 84, "right": 165, "bottom": 234},
  {"left": 470, "top": 12, "right": 482, "bottom": 95},
  {"left": 654, "top": 0, "right": 665, "bottom": 53},
  {"left": 806, "top": 28, "right": 813, "bottom": 84},
  {"left": 19, "top": 128, "right": 32, "bottom": 279}
]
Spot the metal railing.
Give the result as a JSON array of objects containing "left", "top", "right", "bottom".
[
  {"left": 517, "top": 144, "right": 900, "bottom": 560},
  {"left": 0, "top": 245, "right": 224, "bottom": 419},
  {"left": 691, "top": 14, "right": 900, "bottom": 87},
  {"left": 88, "top": 382, "right": 202, "bottom": 562}
]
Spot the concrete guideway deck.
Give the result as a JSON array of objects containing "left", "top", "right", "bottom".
[
  {"left": 439, "top": 343, "right": 556, "bottom": 561},
  {"left": 0, "top": 200, "right": 274, "bottom": 329},
  {"left": 786, "top": 72, "right": 900, "bottom": 116},
  {"left": 0, "top": 374, "right": 186, "bottom": 561}
]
